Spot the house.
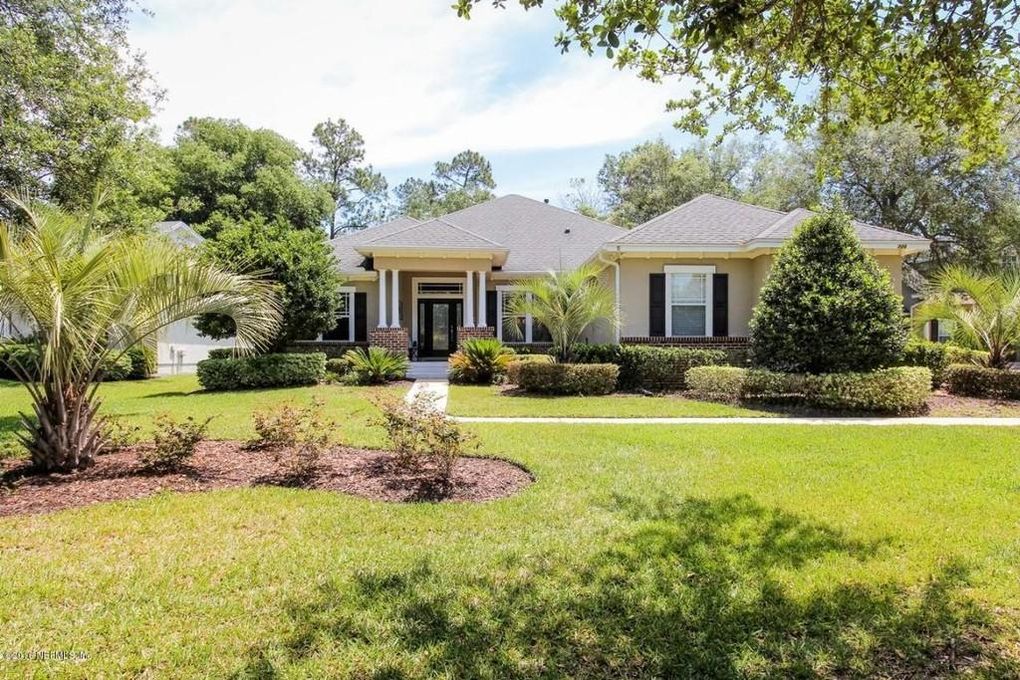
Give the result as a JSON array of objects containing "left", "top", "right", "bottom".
[
  {"left": 152, "top": 221, "right": 234, "bottom": 374},
  {"left": 319, "top": 194, "right": 930, "bottom": 358}
]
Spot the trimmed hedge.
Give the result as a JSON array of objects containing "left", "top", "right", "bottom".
[
  {"left": 0, "top": 343, "right": 137, "bottom": 381},
  {"left": 687, "top": 365, "right": 932, "bottom": 413},
  {"left": 508, "top": 362, "right": 618, "bottom": 395},
  {"left": 945, "top": 364, "right": 1020, "bottom": 399},
  {"left": 207, "top": 348, "right": 235, "bottom": 360},
  {"left": 945, "top": 344, "right": 990, "bottom": 367},
  {"left": 571, "top": 344, "right": 727, "bottom": 391},
  {"left": 900, "top": 339, "right": 951, "bottom": 388},
  {"left": 196, "top": 352, "right": 326, "bottom": 390}
]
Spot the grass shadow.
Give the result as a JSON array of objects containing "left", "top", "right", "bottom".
[{"left": 234, "top": 493, "right": 1016, "bottom": 678}]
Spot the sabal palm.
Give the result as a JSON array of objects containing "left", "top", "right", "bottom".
[
  {"left": 0, "top": 196, "right": 282, "bottom": 471},
  {"left": 913, "top": 266, "right": 1020, "bottom": 368},
  {"left": 505, "top": 264, "right": 618, "bottom": 362}
]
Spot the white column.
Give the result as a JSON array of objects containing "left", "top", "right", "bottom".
[
  {"left": 390, "top": 269, "right": 400, "bottom": 328},
  {"left": 464, "top": 271, "right": 475, "bottom": 327},
  {"left": 377, "top": 269, "right": 388, "bottom": 328},
  {"left": 477, "top": 271, "right": 487, "bottom": 327}
]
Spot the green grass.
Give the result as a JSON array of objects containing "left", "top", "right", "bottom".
[
  {"left": 448, "top": 384, "right": 777, "bottom": 417},
  {"left": 2, "top": 378, "right": 1020, "bottom": 676},
  {"left": 0, "top": 375, "right": 404, "bottom": 455}
]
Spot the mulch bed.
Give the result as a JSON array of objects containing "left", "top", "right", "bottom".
[{"left": 0, "top": 442, "right": 533, "bottom": 517}]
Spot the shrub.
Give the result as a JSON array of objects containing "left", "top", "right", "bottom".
[
  {"left": 207, "top": 348, "right": 235, "bottom": 360},
  {"left": 569, "top": 343, "right": 622, "bottom": 364},
  {"left": 196, "top": 353, "right": 326, "bottom": 390},
  {"left": 324, "top": 357, "right": 349, "bottom": 381},
  {"left": 750, "top": 210, "right": 906, "bottom": 373},
  {"left": 342, "top": 347, "right": 408, "bottom": 385},
  {"left": 449, "top": 338, "right": 514, "bottom": 385},
  {"left": 509, "top": 362, "right": 618, "bottom": 395},
  {"left": 140, "top": 414, "right": 211, "bottom": 472},
  {"left": 249, "top": 399, "right": 335, "bottom": 482},
  {"left": 945, "top": 344, "right": 990, "bottom": 367},
  {"left": 0, "top": 343, "right": 135, "bottom": 382},
  {"left": 508, "top": 353, "right": 554, "bottom": 365},
  {"left": 803, "top": 367, "right": 931, "bottom": 413},
  {"left": 616, "top": 345, "right": 726, "bottom": 391},
  {"left": 377, "top": 394, "right": 474, "bottom": 482},
  {"left": 100, "top": 417, "right": 141, "bottom": 454},
  {"left": 125, "top": 346, "right": 155, "bottom": 379},
  {"left": 945, "top": 365, "right": 1020, "bottom": 399},
  {"left": 98, "top": 352, "right": 134, "bottom": 381},
  {"left": 900, "top": 339, "right": 950, "bottom": 388},
  {"left": 687, "top": 366, "right": 803, "bottom": 402}
]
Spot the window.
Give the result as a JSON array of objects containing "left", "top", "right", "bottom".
[
  {"left": 322, "top": 287, "right": 355, "bottom": 341},
  {"left": 665, "top": 265, "right": 714, "bottom": 337},
  {"left": 417, "top": 282, "right": 463, "bottom": 296},
  {"left": 937, "top": 319, "right": 954, "bottom": 343},
  {"left": 497, "top": 287, "right": 548, "bottom": 343}
]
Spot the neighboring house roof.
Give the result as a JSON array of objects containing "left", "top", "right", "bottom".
[
  {"left": 608, "top": 194, "right": 930, "bottom": 253},
  {"left": 153, "top": 220, "right": 204, "bottom": 247},
  {"left": 334, "top": 195, "right": 625, "bottom": 274}
]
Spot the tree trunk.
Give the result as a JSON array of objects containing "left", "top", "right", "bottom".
[{"left": 20, "top": 382, "right": 105, "bottom": 471}]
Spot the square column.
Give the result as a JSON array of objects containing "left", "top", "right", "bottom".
[
  {"left": 464, "top": 270, "right": 475, "bottom": 327},
  {"left": 390, "top": 269, "right": 400, "bottom": 328},
  {"left": 477, "top": 271, "right": 487, "bottom": 327},
  {"left": 377, "top": 268, "right": 388, "bottom": 328}
]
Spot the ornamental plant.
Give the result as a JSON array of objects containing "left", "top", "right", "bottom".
[{"left": 749, "top": 209, "right": 906, "bottom": 373}]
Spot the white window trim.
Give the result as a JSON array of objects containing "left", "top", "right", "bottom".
[
  {"left": 496, "top": 286, "right": 535, "bottom": 343},
  {"left": 319, "top": 286, "right": 356, "bottom": 342},
  {"left": 411, "top": 276, "right": 465, "bottom": 342},
  {"left": 664, "top": 265, "right": 715, "bottom": 337}
]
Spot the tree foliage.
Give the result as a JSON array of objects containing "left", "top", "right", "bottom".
[
  {"left": 912, "top": 266, "right": 1020, "bottom": 369},
  {"left": 159, "top": 118, "right": 333, "bottom": 238},
  {"left": 0, "top": 195, "right": 280, "bottom": 471},
  {"left": 305, "top": 118, "right": 388, "bottom": 238},
  {"left": 194, "top": 217, "right": 342, "bottom": 349},
  {"left": 456, "top": 0, "right": 1020, "bottom": 161},
  {"left": 0, "top": 0, "right": 156, "bottom": 224},
  {"left": 749, "top": 209, "right": 906, "bottom": 373},
  {"left": 394, "top": 150, "right": 496, "bottom": 219}
]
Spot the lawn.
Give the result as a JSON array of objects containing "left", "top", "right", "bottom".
[
  {"left": 2, "top": 378, "right": 1020, "bottom": 677},
  {"left": 0, "top": 376, "right": 404, "bottom": 457},
  {"left": 447, "top": 384, "right": 777, "bottom": 417}
]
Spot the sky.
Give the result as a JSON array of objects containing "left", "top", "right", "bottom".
[{"left": 128, "top": 0, "right": 701, "bottom": 205}]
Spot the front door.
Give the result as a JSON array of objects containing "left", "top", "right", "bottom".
[{"left": 418, "top": 300, "right": 462, "bottom": 357}]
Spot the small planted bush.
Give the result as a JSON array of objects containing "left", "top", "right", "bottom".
[
  {"left": 569, "top": 343, "right": 622, "bottom": 365},
  {"left": 687, "top": 366, "right": 804, "bottom": 402},
  {"left": 139, "top": 414, "right": 212, "bottom": 472},
  {"left": 900, "top": 339, "right": 951, "bottom": 388},
  {"left": 99, "top": 417, "right": 142, "bottom": 454},
  {"left": 196, "top": 352, "right": 326, "bottom": 390},
  {"left": 249, "top": 399, "right": 336, "bottom": 482},
  {"left": 617, "top": 345, "right": 726, "bottom": 391},
  {"left": 125, "top": 346, "right": 155, "bottom": 379},
  {"left": 449, "top": 338, "right": 514, "bottom": 385},
  {"left": 342, "top": 347, "right": 408, "bottom": 385},
  {"left": 509, "top": 362, "right": 618, "bottom": 395},
  {"left": 945, "top": 365, "right": 1020, "bottom": 399},
  {"left": 378, "top": 394, "right": 474, "bottom": 482},
  {"left": 324, "top": 357, "right": 349, "bottom": 382},
  {"left": 945, "top": 344, "right": 990, "bottom": 367}
]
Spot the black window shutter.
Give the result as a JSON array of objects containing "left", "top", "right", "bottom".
[
  {"left": 929, "top": 319, "right": 939, "bottom": 342},
  {"left": 712, "top": 273, "right": 729, "bottom": 337},
  {"left": 486, "top": 291, "right": 497, "bottom": 329},
  {"left": 354, "top": 292, "right": 367, "bottom": 342},
  {"left": 649, "top": 273, "right": 665, "bottom": 337}
]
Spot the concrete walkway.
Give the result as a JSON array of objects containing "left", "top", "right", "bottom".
[
  {"left": 451, "top": 415, "right": 1020, "bottom": 426},
  {"left": 405, "top": 380, "right": 450, "bottom": 412}
]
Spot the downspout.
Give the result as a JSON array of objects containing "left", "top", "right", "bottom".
[{"left": 597, "top": 250, "right": 622, "bottom": 344}]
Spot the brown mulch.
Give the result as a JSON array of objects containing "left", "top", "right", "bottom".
[
  {"left": 0, "top": 442, "right": 533, "bottom": 517},
  {"left": 927, "top": 390, "right": 1020, "bottom": 417}
]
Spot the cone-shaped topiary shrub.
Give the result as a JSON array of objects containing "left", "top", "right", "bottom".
[{"left": 749, "top": 209, "right": 906, "bottom": 373}]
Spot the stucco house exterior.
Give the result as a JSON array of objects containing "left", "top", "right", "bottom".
[{"left": 318, "top": 194, "right": 930, "bottom": 358}]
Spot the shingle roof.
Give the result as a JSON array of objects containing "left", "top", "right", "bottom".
[
  {"left": 611, "top": 194, "right": 930, "bottom": 248},
  {"left": 336, "top": 195, "right": 625, "bottom": 274},
  {"left": 360, "top": 218, "right": 506, "bottom": 250},
  {"left": 153, "top": 220, "right": 204, "bottom": 247}
]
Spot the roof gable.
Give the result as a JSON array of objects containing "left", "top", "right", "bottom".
[{"left": 360, "top": 218, "right": 505, "bottom": 250}]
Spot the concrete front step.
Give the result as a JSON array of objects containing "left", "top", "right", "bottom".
[{"left": 407, "top": 361, "right": 450, "bottom": 380}]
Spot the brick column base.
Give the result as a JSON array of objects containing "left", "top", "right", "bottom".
[
  {"left": 457, "top": 326, "right": 495, "bottom": 349},
  {"left": 369, "top": 328, "right": 410, "bottom": 357}
]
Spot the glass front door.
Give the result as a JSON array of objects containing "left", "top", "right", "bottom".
[{"left": 417, "top": 300, "right": 462, "bottom": 357}]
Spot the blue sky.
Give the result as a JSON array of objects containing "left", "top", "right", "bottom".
[{"left": 128, "top": 0, "right": 701, "bottom": 205}]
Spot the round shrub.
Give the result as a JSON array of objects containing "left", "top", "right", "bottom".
[
  {"left": 196, "top": 352, "right": 326, "bottom": 390},
  {"left": 448, "top": 338, "right": 514, "bottom": 385},
  {"left": 342, "top": 347, "right": 408, "bottom": 385},
  {"left": 509, "top": 362, "right": 618, "bottom": 395},
  {"left": 749, "top": 210, "right": 906, "bottom": 373},
  {"left": 945, "top": 364, "right": 1020, "bottom": 399}
]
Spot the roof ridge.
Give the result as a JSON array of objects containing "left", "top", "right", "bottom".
[
  {"left": 702, "top": 193, "right": 787, "bottom": 216},
  {"left": 497, "top": 194, "right": 628, "bottom": 233},
  {"left": 431, "top": 217, "right": 507, "bottom": 247},
  {"left": 609, "top": 194, "right": 707, "bottom": 241},
  {"left": 751, "top": 207, "right": 929, "bottom": 242},
  {"left": 361, "top": 216, "right": 507, "bottom": 248},
  {"left": 752, "top": 208, "right": 808, "bottom": 240},
  {"left": 330, "top": 215, "right": 420, "bottom": 243}
]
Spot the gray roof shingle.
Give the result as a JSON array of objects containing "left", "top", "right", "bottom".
[{"left": 360, "top": 218, "right": 506, "bottom": 250}]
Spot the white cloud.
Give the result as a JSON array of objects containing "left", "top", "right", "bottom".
[{"left": 131, "top": 0, "right": 682, "bottom": 168}]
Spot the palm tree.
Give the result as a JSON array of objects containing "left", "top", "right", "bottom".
[
  {"left": 0, "top": 196, "right": 281, "bottom": 471},
  {"left": 913, "top": 266, "right": 1020, "bottom": 368},
  {"left": 505, "top": 264, "right": 618, "bottom": 362}
]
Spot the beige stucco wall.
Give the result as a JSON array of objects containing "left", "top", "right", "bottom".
[
  {"left": 617, "top": 252, "right": 906, "bottom": 338},
  {"left": 372, "top": 256, "right": 492, "bottom": 273}
]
